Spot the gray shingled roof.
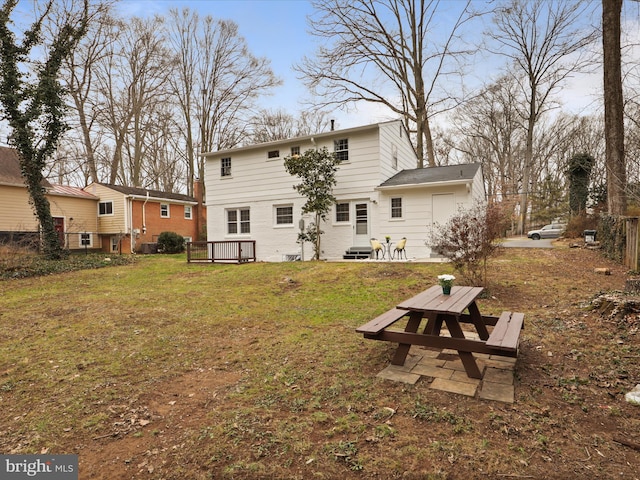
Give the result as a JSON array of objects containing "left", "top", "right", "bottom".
[
  {"left": 99, "top": 183, "right": 197, "bottom": 203},
  {"left": 379, "top": 163, "right": 481, "bottom": 188},
  {"left": 0, "top": 146, "right": 53, "bottom": 188}
]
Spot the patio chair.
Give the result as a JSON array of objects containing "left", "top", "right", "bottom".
[
  {"left": 393, "top": 237, "right": 407, "bottom": 260},
  {"left": 370, "top": 238, "right": 385, "bottom": 259}
]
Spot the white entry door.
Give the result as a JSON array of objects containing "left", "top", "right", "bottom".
[
  {"left": 432, "top": 193, "right": 456, "bottom": 227},
  {"left": 353, "top": 202, "right": 369, "bottom": 246}
]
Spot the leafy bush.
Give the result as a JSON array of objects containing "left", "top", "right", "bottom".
[
  {"left": 429, "top": 202, "right": 508, "bottom": 285},
  {"left": 157, "top": 231, "right": 185, "bottom": 254}
]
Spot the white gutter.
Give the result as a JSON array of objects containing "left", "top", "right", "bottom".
[
  {"left": 127, "top": 193, "right": 197, "bottom": 205},
  {"left": 375, "top": 179, "right": 472, "bottom": 191}
]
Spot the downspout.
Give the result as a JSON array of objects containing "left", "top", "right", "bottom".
[
  {"left": 142, "top": 192, "right": 149, "bottom": 236},
  {"left": 128, "top": 196, "right": 135, "bottom": 253}
]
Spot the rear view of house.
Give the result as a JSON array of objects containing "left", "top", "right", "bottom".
[{"left": 203, "top": 120, "right": 485, "bottom": 261}]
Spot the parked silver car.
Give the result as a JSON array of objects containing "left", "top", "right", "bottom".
[{"left": 527, "top": 224, "right": 566, "bottom": 240}]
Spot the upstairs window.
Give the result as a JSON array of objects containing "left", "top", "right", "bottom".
[
  {"left": 391, "top": 197, "right": 403, "bottom": 219},
  {"left": 334, "top": 138, "right": 349, "bottom": 161},
  {"left": 392, "top": 144, "right": 398, "bottom": 169},
  {"left": 290, "top": 146, "right": 300, "bottom": 156},
  {"left": 184, "top": 206, "right": 192, "bottom": 219},
  {"left": 160, "top": 204, "right": 170, "bottom": 218},
  {"left": 221, "top": 157, "right": 231, "bottom": 177},
  {"left": 98, "top": 201, "right": 113, "bottom": 216},
  {"left": 267, "top": 150, "right": 280, "bottom": 159}
]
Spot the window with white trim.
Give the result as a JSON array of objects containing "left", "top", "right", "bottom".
[
  {"left": 391, "top": 144, "right": 398, "bottom": 169},
  {"left": 227, "top": 208, "right": 250, "bottom": 234},
  {"left": 79, "top": 232, "right": 92, "bottom": 248},
  {"left": 184, "top": 205, "right": 192, "bottom": 219},
  {"left": 391, "top": 197, "right": 403, "bottom": 219},
  {"left": 290, "top": 146, "right": 300, "bottom": 156},
  {"left": 221, "top": 157, "right": 231, "bottom": 177},
  {"left": 98, "top": 201, "right": 113, "bottom": 216},
  {"left": 160, "top": 204, "right": 170, "bottom": 218},
  {"left": 335, "top": 202, "right": 350, "bottom": 222},
  {"left": 275, "top": 205, "right": 294, "bottom": 226},
  {"left": 334, "top": 138, "right": 348, "bottom": 161},
  {"left": 267, "top": 150, "right": 280, "bottom": 159}
]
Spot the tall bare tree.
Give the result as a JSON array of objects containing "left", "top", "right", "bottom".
[
  {"left": 452, "top": 75, "right": 526, "bottom": 205},
  {"left": 487, "top": 0, "right": 599, "bottom": 233},
  {"left": 603, "top": 0, "right": 626, "bottom": 215},
  {"left": 167, "top": 9, "right": 281, "bottom": 194},
  {"left": 93, "top": 15, "right": 174, "bottom": 187},
  {"left": 248, "top": 108, "right": 333, "bottom": 143},
  {"left": 298, "top": 0, "right": 480, "bottom": 167},
  {"left": 57, "top": 1, "right": 114, "bottom": 184}
]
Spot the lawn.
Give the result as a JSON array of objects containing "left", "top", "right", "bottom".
[{"left": 0, "top": 246, "right": 638, "bottom": 479}]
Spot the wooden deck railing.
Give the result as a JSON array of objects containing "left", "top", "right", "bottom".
[{"left": 187, "top": 240, "right": 256, "bottom": 264}]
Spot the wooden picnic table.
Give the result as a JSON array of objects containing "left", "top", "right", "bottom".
[{"left": 356, "top": 285, "right": 524, "bottom": 379}]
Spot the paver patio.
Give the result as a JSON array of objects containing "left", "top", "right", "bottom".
[{"left": 375, "top": 333, "right": 518, "bottom": 403}]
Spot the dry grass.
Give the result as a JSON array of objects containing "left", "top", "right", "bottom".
[{"left": 0, "top": 246, "right": 638, "bottom": 479}]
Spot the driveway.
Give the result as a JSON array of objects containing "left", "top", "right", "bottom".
[{"left": 500, "top": 236, "right": 555, "bottom": 248}]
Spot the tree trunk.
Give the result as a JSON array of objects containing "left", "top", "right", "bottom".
[{"left": 603, "top": 0, "right": 626, "bottom": 215}]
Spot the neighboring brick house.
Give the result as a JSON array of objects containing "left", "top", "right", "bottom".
[
  {"left": 0, "top": 146, "right": 206, "bottom": 254},
  {"left": 83, "top": 182, "right": 206, "bottom": 254}
]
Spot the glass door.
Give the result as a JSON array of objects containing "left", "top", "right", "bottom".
[{"left": 354, "top": 202, "right": 369, "bottom": 246}]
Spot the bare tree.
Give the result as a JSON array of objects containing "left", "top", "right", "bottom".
[
  {"left": 167, "top": 9, "right": 281, "bottom": 194},
  {"left": 298, "top": 0, "right": 480, "bottom": 167},
  {"left": 93, "top": 15, "right": 174, "bottom": 187},
  {"left": 56, "top": 1, "right": 115, "bottom": 185},
  {"left": 248, "top": 108, "right": 333, "bottom": 143},
  {"left": 452, "top": 75, "right": 526, "bottom": 207},
  {"left": 487, "top": 0, "right": 599, "bottom": 233}
]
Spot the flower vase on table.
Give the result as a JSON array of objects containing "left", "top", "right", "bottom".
[{"left": 437, "top": 274, "right": 455, "bottom": 295}]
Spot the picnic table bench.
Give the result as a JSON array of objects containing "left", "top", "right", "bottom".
[{"left": 356, "top": 285, "right": 524, "bottom": 379}]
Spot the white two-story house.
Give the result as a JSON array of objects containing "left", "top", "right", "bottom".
[{"left": 203, "top": 120, "right": 485, "bottom": 261}]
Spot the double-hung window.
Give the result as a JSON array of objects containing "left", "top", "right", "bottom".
[
  {"left": 160, "top": 204, "right": 170, "bottom": 218},
  {"left": 391, "top": 197, "right": 403, "bottom": 219},
  {"left": 334, "top": 138, "right": 349, "bottom": 161},
  {"left": 98, "top": 201, "right": 113, "bottom": 216},
  {"left": 184, "top": 206, "right": 192, "bottom": 219},
  {"left": 275, "top": 205, "right": 293, "bottom": 226},
  {"left": 79, "top": 233, "right": 92, "bottom": 247},
  {"left": 227, "top": 208, "right": 250, "bottom": 234},
  {"left": 221, "top": 157, "right": 232, "bottom": 177},
  {"left": 335, "top": 202, "right": 350, "bottom": 222}
]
